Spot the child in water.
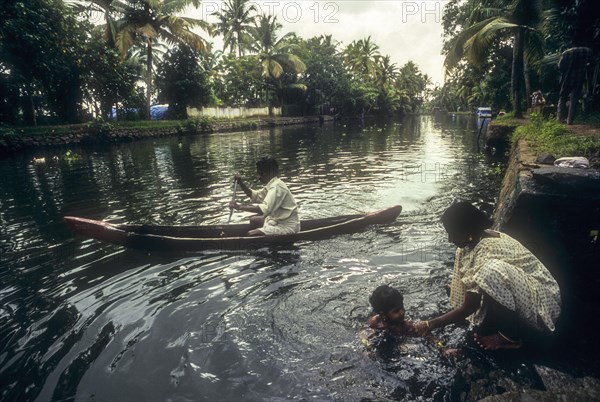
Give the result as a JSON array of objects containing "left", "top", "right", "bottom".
[
  {"left": 367, "top": 285, "right": 412, "bottom": 334},
  {"left": 361, "top": 285, "right": 458, "bottom": 357},
  {"left": 360, "top": 285, "right": 414, "bottom": 351}
]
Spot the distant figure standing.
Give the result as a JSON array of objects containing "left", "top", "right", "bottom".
[
  {"left": 530, "top": 90, "right": 546, "bottom": 115},
  {"left": 557, "top": 47, "right": 593, "bottom": 125}
]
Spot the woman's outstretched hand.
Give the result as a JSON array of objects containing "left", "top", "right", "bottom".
[{"left": 406, "top": 320, "right": 431, "bottom": 336}]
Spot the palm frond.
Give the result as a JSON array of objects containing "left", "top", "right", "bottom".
[
  {"left": 463, "top": 18, "right": 517, "bottom": 66},
  {"left": 272, "top": 53, "right": 306, "bottom": 74},
  {"left": 162, "top": 0, "right": 202, "bottom": 14},
  {"left": 178, "top": 16, "right": 213, "bottom": 34},
  {"left": 168, "top": 27, "right": 207, "bottom": 52},
  {"left": 468, "top": 5, "right": 504, "bottom": 25},
  {"left": 532, "top": 52, "right": 561, "bottom": 71},
  {"left": 524, "top": 28, "right": 544, "bottom": 64},
  {"left": 137, "top": 23, "right": 159, "bottom": 40},
  {"left": 264, "top": 59, "right": 283, "bottom": 79},
  {"left": 115, "top": 26, "right": 136, "bottom": 57},
  {"left": 444, "top": 17, "right": 498, "bottom": 71}
]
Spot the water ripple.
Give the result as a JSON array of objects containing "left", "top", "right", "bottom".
[{"left": 0, "top": 116, "right": 511, "bottom": 401}]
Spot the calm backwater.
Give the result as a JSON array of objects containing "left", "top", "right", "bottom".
[{"left": 2, "top": 116, "right": 521, "bottom": 401}]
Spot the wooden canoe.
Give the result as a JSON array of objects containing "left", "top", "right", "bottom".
[{"left": 64, "top": 205, "right": 401, "bottom": 251}]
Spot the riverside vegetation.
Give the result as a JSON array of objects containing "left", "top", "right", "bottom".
[{"left": 511, "top": 114, "right": 600, "bottom": 158}]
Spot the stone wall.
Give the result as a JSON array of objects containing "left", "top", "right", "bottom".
[
  {"left": 484, "top": 119, "right": 524, "bottom": 151},
  {"left": 0, "top": 127, "right": 180, "bottom": 153},
  {"left": 493, "top": 138, "right": 600, "bottom": 365},
  {"left": 493, "top": 139, "right": 600, "bottom": 273}
]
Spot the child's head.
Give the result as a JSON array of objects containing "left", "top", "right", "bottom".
[{"left": 369, "top": 285, "right": 405, "bottom": 323}]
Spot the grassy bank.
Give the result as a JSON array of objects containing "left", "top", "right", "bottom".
[
  {"left": 0, "top": 115, "right": 273, "bottom": 138},
  {"left": 0, "top": 115, "right": 330, "bottom": 154},
  {"left": 512, "top": 114, "right": 600, "bottom": 158}
]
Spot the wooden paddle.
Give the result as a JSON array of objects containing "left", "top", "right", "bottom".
[{"left": 228, "top": 179, "right": 238, "bottom": 223}]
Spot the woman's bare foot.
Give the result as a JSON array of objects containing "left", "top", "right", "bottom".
[
  {"left": 442, "top": 348, "right": 461, "bottom": 358},
  {"left": 474, "top": 332, "right": 522, "bottom": 350}
]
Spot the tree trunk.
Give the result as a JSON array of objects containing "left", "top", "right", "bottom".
[
  {"left": 524, "top": 56, "right": 531, "bottom": 109},
  {"left": 145, "top": 41, "right": 153, "bottom": 120},
  {"left": 265, "top": 82, "right": 272, "bottom": 116},
  {"left": 511, "top": 28, "right": 525, "bottom": 118},
  {"left": 65, "top": 75, "right": 82, "bottom": 123},
  {"left": 105, "top": 10, "right": 115, "bottom": 49},
  {"left": 25, "top": 82, "right": 37, "bottom": 126}
]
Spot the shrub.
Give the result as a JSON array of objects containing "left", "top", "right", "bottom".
[
  {"left": 0, "top": 125, "right": 17, "bottom": 137},
  {"left": 82, "top": 118, "right": 114, "bottom": 144},
  {"left": 174, "top": 117, "right": 213, "bottom": 135},
  {"left": 198, "top": 116, "right": 213, "bottom": 132}
]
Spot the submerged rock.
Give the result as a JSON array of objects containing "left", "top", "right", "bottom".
[
  {"left": 476, "top": 366, "right": 600, "bottom": 401},
  {"left": 535, "top": 365, "right": 600, "bottom": 398}
]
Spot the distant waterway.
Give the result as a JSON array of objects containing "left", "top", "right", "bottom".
[{"left": 1, "top": 115, "right": 539, "bottom": 401}]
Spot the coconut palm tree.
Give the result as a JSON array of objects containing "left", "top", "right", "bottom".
[
  {"left": 247, "top": 14, "right": 306, "bottom": 115},
  {"left": 113, "top": 0, "right": 211, "bottom": 118},
  {"left": 343, "top": 36, "right": 381, "bottom": 80},
  {"left": 373, "top": 55, "right": 401, "bottom": 113},
  {"left": 69, "top": 0, "right": 128, "bottom": 48},
  {"left": 375, "top": 55, "right": 398, "bottom": 90},
  {"left": 213, "top": 0, "right": 257, "bottom": 57},
  {"left": 395, "top": 61, "right": 431, "bottom": 113},
  {"left": 444, "top": 0, "right": 544, "bottom": 117}
]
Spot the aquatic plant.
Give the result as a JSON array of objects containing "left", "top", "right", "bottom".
[{"left": 62, "top": 149, "right": 81, "bottom": 163}]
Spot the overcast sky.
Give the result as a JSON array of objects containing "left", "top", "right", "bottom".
[{"left": 190, "top": 1, "right": 448, "bottom": 85}]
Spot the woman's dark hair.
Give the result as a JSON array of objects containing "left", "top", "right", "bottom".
[
  {"left": 441, "top": 201, "right": 493, "bottom": 236},
  {"left": 256, "top": 155, "right": 279, "bottom": 176},
  {"left": 369, "top": 285, "right": 404, "bottom": 313}
]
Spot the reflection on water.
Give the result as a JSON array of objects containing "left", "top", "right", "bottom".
[{"left": 1, "top": 116, "right": 514, "bottom": 401}]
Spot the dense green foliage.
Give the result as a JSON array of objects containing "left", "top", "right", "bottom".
[
  {"left": 2, "top": 0, "right": 89, "bottom": 124},
  {"left": 427, "top": 0, "right": 600, "bottom": 116},
  {"left": 0, "top": 0, "right": 435, "bottom": 127},
  {"left": 0, "top": 0, "right": 144, "bottom": 125},
  {"left": 81, "top": 30, "right": 142, "bottom": 119},
  {"left": 156, "top": 45, "right": 212, "bottom": 119}
]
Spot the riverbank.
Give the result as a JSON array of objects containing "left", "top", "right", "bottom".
[
  {"left": 490, "top": 118, "right": 600, "bottom": 400},
  {"left": 0, "top": 115, "right": 334, "bottom": 155},
  {"left": 485, "top": 115, "right": 600, "bottom": 157}
]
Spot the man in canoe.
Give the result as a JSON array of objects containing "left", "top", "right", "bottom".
[{"left": 229, "top": 156, "right": 300, "bottom": 236}]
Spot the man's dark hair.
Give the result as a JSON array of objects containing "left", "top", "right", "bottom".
[
  {"left": 256, "top": 155, "right": 279, "bottom": 176},
  {"left": 369, "top": 285, "right": 404, "bottom": 313}
]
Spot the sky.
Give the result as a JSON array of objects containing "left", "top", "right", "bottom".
[{"left": 190, "top": 0, "right": 448, "bottom": 85}]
